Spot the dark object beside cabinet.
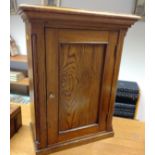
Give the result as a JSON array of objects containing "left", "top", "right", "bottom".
[
  {"left": 10, "top": 104, "right": 22, "bottom": 138},
  {"left": 114, "top": 80, "right": 140, "bottom": 119},
  {"left": 19, "top": 4, "right": 140, "bottom": 155}
]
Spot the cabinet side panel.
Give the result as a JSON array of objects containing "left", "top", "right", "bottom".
[
  {"left": 97, "top": 31, "right": 119, "bottom": 131},
  {"left": 26, "top": 22, "right": 47, "bottom": 149},
  {"left": 107, "top": 30, "right": 127, "bottom": 131}
]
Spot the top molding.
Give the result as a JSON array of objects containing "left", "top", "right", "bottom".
[{"left": 18, "top": 4, "right": 141, "bottom": 30}]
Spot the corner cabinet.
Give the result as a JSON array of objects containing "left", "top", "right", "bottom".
[{"left": 19, "top": 5, "right": 140, "bottom": 155}]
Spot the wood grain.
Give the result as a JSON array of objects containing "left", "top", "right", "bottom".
[
  {"left": 59, "top": 43, "right": 105, "bottom": 131},
  {"left": 46, "top": 29, "right": 59, "bottom": 145},
  {"left": 18, "top": 4, "right": 140, "bottom": 19},
  {"left": 26, "top": 21, "right": 47, "bottom": 149},
  {"left": 18, "top": 4, "right": 141, "bottom": 31}
]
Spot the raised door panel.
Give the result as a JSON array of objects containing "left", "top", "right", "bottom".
[
  {"left": 59, "top": 43, "right": 105, "bottom": 132},
  {"left": 45, "top": 29, "right": 118, "bottom": 145}
]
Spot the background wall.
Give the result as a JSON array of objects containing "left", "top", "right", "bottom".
[{"left": 10, "top": 0, "right": 145, "bottom": 121}]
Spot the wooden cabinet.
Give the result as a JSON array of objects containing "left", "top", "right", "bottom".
[{"left": 19, "top": 4, "right": 140, "bottom": 155}]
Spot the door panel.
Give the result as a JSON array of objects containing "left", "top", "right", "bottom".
[
  {"left": 45, "top": 28, "right": 118, "bottom": 144},
  {"left": 59, "top": 43, "right": 106, "bottom": 132}
]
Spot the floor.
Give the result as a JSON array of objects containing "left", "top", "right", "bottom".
[{"left": 10, "top": 103, "right": 145, "bottom": 155}]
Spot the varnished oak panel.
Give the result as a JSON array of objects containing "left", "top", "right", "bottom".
[{"left": 59, "top": 43, "right": 105, "bottom": 131}]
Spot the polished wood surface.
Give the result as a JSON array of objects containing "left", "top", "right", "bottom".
[
  {"left": 45, "top": 29, "right": 116, "bottom": 146},
  {"left": 59, "top": 44, "right": 104, "bottom": 131},
  {"left": 18, "top": 4, "right": 140, "bottom": 19},
  {"left": 10, "top": 103, "right": 144, "bottom": 155},
  {"left": 19, "top": 4, "right": 140, "bottom": 31},
  {"left": 19, "top": 4, "right": 140, "bottom": 154}
]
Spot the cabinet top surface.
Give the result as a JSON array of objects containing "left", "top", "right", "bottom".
[
  {"left": 19, "top": 4, "right": 140, "bottom": 30},
  {"left": 19, "top": 4, "right": 140, "bottom": 20}
]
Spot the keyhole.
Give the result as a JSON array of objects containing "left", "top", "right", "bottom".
[{"left": 49, "top": 93, "right": 55, "bottom": 99}]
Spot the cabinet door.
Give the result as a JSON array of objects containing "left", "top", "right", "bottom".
[{"left": 45, "top": 29, "right": 118, "bottom": 145}]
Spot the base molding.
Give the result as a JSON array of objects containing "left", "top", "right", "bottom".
[{"left": 35, "top": 130, "right": 114, "bottom": 155}]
